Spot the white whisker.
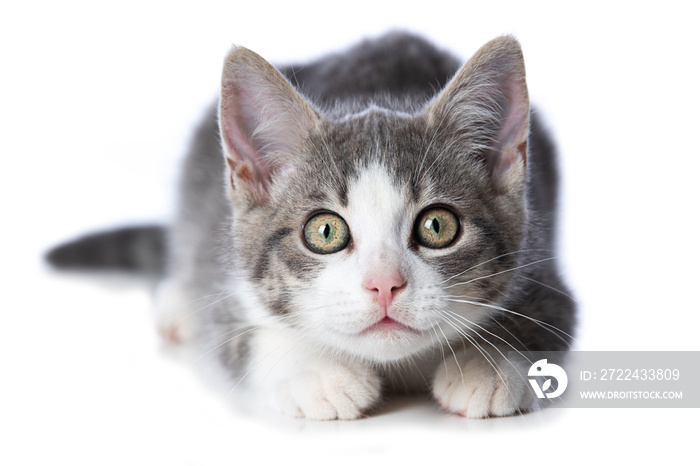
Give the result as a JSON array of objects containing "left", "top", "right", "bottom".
[
  {"left": 443, "top": 257, "right": 556, "bottom": 290},
  {"left": 437, "top": 324, "right": 464, "bottom": 383},
  {"left": 515, "top": 274, "right": 575, "bottom": 300},
  {"left": 446, "top": 297, "right": 575, "bottom": 345},
  {"left": 438, "top": 248, "right": 553, "bottom": 285},
  {"left": 444, "top": 309, "right": 533, "bottom": 366}
]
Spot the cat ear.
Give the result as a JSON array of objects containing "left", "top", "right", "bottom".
[
  {"left": 219, "top": 47, "right": 320, "bottom": 204},
  {"left": 426, "top": 36, "right": 530, "bottom": 193}
]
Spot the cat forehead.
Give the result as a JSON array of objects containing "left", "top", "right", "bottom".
[
  {"left": 344, "top": 164, "right": 413, "bottom": 249},
  {"left": 307, "top": 112, "right": 429, "bottom": 192},
  {"left": 284, "top": 109, "right": 485, "bottom": 213},
  {"left": 318, "top": 107, "right": 423, "bottom": 152},
  {"left": 347, "top": 164, "right": 409, "bottom": 215}
]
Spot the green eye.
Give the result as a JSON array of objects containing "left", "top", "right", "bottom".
[
  {"left": 414, "top": 207, "right": 459, "bottom": 249},
  {"left": 303, "top": 212, "right": 350, "bottom": 254}
]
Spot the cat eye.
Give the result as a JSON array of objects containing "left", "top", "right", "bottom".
[
  {"left": 303, "top": 212, "right": 351, "bottom": 254},
  {"left": 414, "top": 207, "right": 459, "bottom": 249}
]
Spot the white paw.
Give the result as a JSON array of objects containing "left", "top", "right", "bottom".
[
  {"left": 433, "top": 348, "right": 533, "bottom": 418},
  {"left": 273, "top": 362, "right": 382, "bottom": 420},
  {"left": 153, "top": 279, "right": 198, "bottom": 344}
]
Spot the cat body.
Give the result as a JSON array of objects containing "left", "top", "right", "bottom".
[{"left": 53, "top": 32, "right": 576, "bottom": 420}]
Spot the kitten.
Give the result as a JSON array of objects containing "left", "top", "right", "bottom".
[{"left": 48, "top": 32, "right": 576, "bottom": 420}]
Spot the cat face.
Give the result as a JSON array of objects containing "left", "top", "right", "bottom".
[{"left": 219, "top": 37, "right": 530, "bottom": 363}]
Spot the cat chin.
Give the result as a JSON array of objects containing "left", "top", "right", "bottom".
[{"left": 327, "top": 329, "right": 435, "bottom": 363}]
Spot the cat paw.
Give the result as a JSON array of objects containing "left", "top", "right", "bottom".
[
  {"left": 432, "top": 348, "right": 533, "bottom": 418},
  {"left": 153, "top": 279, "right": 198, "bottom": 344},
  {"left": 273, "top": 362, "right": 382, "bottom": 420}
]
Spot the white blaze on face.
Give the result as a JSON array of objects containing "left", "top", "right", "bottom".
[{"left": 346, "top": 165, "right": 410, "bottom": 283}]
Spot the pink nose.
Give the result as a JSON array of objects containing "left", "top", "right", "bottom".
[{"left": 363, "top": 274, "right": 406, "bottom": 312}]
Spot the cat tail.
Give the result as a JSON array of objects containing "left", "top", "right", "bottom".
[{"left": 45, "top": 225, "right": 167, "bottom": 276}]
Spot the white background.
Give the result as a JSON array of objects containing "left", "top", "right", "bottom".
[{"left": 2, "top": 1, "right": 698, "bottom": 464}]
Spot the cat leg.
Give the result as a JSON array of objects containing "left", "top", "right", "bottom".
[
  {"left": 153, "top": 278, "right": 199, "bottom": 344},
  {"left": 245, "top": 327, "right": 382, "bottom": 420},
  {"left": 432, "top": 345, "right": 535, "bottom": 418}
]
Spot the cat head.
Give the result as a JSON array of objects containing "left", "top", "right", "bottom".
[{"left": 218, "top": 37, "right": 530, "bottom": 363}]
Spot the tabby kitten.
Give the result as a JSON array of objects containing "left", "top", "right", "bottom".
[{"left": 52, "top": 33, "right": 576, "bottom": 420}]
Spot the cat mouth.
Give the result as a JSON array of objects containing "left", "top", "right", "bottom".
[{"left": 361, "top": 316, "right": 418, "bottom": 335}]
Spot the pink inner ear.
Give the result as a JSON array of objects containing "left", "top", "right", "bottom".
[
  {"left": 489, "top": 118, "right": 529, "bottom": 192},
  {"left": 488, "top": 77, "right": 530, "bottom": 191},
  {"left": 495, "top": 73, "right": 530, "bottom": 154},
  {"left": 490, "top": 142, "right": 526, "bottom": 193},
  {"left": 220, "top": 90, "right": 273, "bottom": 184},
  {"left": 221, "top": 116, "right": 255, "bottom": 165},
  {"left": 220, "top": 78, "right": 269, "bottom": 179}
]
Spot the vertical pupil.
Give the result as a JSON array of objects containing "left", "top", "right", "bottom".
[
  {"left": 320, "top": 223, "right": 331, "bottom": 239},
  {"left": 431, "top": 218, "right": 440, "bottom": 234}
]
